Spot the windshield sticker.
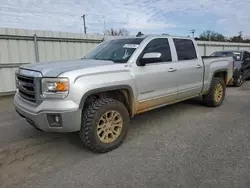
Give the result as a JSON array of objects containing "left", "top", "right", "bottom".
[
  {"left": 123, "top": 44, "right": 139, "bottom": 48},
  {"left": 122, "top": 49, "right": 130, "bottom": 59}
]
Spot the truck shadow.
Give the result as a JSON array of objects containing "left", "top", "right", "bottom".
[
  {"left": 62, "top": 95, "right": 218, "bottom": 152},
  {"left": 127, "top": 97, "right": 213, "bottom": 140},
  {"left": 65, "top": 97, "right": 208, "bottom": 151}
]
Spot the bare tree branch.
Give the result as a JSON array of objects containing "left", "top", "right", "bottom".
[{"left": 104, "top": 28, "right": 129, "bottom": 36}]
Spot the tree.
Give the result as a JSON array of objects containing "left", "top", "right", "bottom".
[
  {"left": 104, "top": 28, "right": 129, "bottom": 36},
  {"left": 230, "top": 35, "right": 243, "bottom": 42},
  {"left": 199, "top": 30, "right": 226, "bottom": 41},
  {"left": 244, "top": 39, "right": 250, "bottom": 43}
]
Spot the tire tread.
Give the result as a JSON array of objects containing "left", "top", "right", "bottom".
[
  {"left": 79, "top": 98, "right": 128, "bottom": 153},
  {"left": 203, "top": 77, "right": 226, "bottom": 107}
]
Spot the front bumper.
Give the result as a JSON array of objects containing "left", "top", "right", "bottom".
[{"left": 13, "top": 94, "right": 82, "bottom": 132}]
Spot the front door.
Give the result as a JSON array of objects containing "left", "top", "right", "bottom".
[{"left": 131, "top": 38, "right": 179, "bottom": 113}]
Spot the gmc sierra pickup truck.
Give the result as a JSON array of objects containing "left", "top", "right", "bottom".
[{"left": 14, "top": 35, "right": 233, "bottom": 153}]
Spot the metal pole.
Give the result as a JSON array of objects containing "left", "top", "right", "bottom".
[
  {"left": 81, "top": 15, "right": 87, "bottom": 34},
  {"left": 204, "top": 44, "right": 207, "bottom": 56},
  {"left": 33, "top": 34, "right": 39, "bottom": 62}
]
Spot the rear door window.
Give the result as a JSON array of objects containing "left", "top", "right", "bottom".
[{"left": 173, "top": 39, "right": 197, "bottom": 61}]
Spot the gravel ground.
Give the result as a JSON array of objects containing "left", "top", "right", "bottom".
[{"left": 0, "top": 82, "right": 250, "bottom": 188}]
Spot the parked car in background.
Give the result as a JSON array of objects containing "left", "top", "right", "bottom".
[
  {"left": 211, "top": 50, "right": 250, "bottom": 87},
  {"left": 14, "top": 35, "right": 233, "bottom": 153}
]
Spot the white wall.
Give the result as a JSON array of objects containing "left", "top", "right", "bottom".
[
  {"left": 0, "top": 27, "right": 250, "bottom": 94},
  {"left": 0, "top": 28, "right": 103, "bottom": 94},
  {"left": 196, "top": 41, "right": 250, "bottom": 56}
]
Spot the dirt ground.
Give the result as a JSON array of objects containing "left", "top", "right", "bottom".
[{"left": 1, "top": 82, "right": 250, "bottom": 188}]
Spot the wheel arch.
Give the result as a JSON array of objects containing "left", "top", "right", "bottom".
[
  {"left": 79, "top": 85, "right": 136, "bottom": 116},
  {"left": 213, "top": 69, "right": 228, "bottom": 83}
]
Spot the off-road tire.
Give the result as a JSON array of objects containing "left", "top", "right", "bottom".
[
  {"left": 79, "top": 98, "right": 130, "bottom": 153},
  {"left": 202, "top": 77, "right": 226, "bottom": 107},
  {"left": 234, "top": 72, "right": 243, "bottom": 87}
]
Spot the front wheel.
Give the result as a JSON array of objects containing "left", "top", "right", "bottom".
[
  {"left": 202, "top": 77, "right": 226, "bottom": 107},
  {"left": 234, "top": 72, "right": 243, "bottom": 87},
  {"left": 79, "top": 98, "right": 130, "bottom": 153}
]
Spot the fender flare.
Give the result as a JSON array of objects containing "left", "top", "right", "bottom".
[
  {"left": 211, "top": 68, "right": 228, "bottom": 83},
  {"left": 79, "top": 85, "right": 135, "bottom": 112},
  {"left": 212, "top": 68, "right": 228, "bottom": 77}
]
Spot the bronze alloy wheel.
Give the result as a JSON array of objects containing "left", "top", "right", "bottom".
[
  {"left": 97, "top": 110, "right": 123, "bottom": 143},
  {"left": 214, "top": 83, "right": 223, "bottom": 103},
  {"left": 80, "top": 98, "right": 130, "bottom": 153},
  {"left": 202, "top": 77, "right": 225, "bottom": 107}
]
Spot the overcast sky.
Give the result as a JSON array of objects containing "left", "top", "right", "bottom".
[{"left": 0, "top": 0, "right": 249, "bottom": 37}]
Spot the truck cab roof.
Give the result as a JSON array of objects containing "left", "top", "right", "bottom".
[{"left": 105, "top": 34, "right": 193, "bottom": 41}]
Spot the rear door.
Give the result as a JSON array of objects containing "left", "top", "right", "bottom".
[{"left": 172, "top": 38, "right": 204, "bottom": 99}]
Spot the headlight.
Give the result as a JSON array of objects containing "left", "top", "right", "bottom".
[{"left": 41, "top": 78, "right": 69, "bottom": 99}]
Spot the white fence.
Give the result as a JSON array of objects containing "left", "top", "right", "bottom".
[
  {"left": 0, "top": 27, "right": 250, "bottom": 95},
  {"left": 196, "top": 40, "right": 250, "bottom": 56},
  {"left": 0, "top": 28, "right": 103, "bottom": 95}
]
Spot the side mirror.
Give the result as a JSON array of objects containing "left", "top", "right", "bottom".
[
  {"left": 235, "top": 55, "right": 241, "bottom": 60},
  {"left": 138, "top": 52, "right": 162, "bottom": 66}
]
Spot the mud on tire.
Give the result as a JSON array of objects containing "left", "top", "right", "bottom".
[
  {"left": 79, "top": 98, "right": 130, "bottom": 153},
  {"left": 202, "top": 77, "right": 226, "bottom": 107}
]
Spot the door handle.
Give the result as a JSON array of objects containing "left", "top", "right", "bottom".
[
  {"left": 168, "top": 68, "right": 177, "bottom": 72},
  {"left": 196, "top": 64, "right": 202, "bottom": 68}
]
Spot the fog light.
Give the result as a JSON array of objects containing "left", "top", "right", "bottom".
[{"left": 47, "top": 114, "right": 62, "bottom": 127}]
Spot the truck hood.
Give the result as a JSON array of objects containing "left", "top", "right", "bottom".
[{"left": 20, "top": 59, "right": 114, "bottom": 77}]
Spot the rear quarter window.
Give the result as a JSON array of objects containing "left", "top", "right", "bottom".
[{"left": 173, "top": 39, "right": 197, "bottom": 60}]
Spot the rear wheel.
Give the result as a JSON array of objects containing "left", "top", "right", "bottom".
[
  {"left": 234, "top": 72, "right": 243, "bottom": 87},
  {"left": 202, "top": 77, "right": 226, "bottom": 107},
  {"left": 79, "top": 98, "right": 130, "bottom": 153}
]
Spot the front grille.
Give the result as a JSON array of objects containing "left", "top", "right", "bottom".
[{"left": 16, "top": 74, "right": 36, "bottom": 103}]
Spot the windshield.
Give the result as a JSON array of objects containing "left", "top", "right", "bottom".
[
  {"left": 83, "top": 38, "right": 144, "bottom": 63},
  {"left": 211, "top": 51, "right": 242, "bottom": 60}
]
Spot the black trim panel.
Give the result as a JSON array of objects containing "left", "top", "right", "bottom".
[{"left": 79, "top": 85, "right": 135, "bottom": 110}]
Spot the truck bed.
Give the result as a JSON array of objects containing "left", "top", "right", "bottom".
[
  {"left": 201, "top": 56, "right": 225, "bottom": 59},
  {"left": 202, "top": 56, "right": 233, "bottom": 85}
]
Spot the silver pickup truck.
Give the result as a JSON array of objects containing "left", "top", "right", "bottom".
[{"left": 14, "top": 35, "right": 233, "bottom": 153}]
